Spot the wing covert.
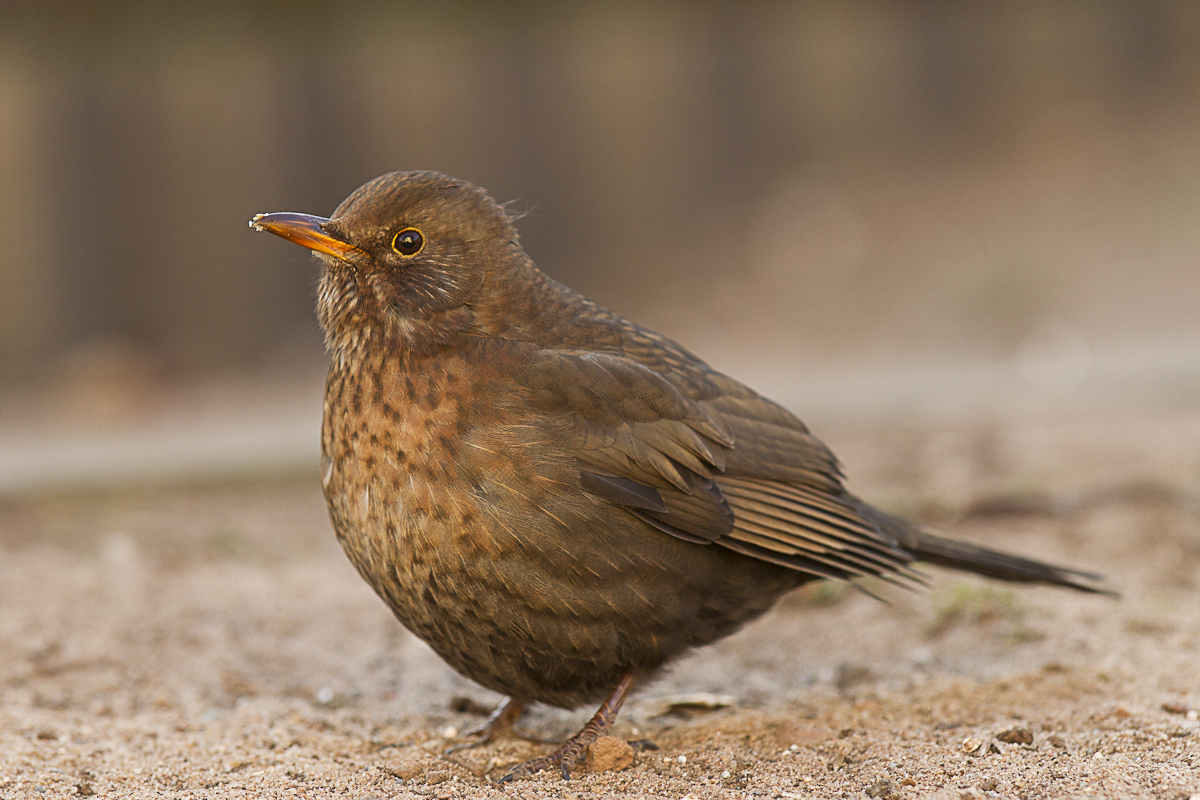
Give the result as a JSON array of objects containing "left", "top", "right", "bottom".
[{"left": 515, "top": 346, "right": 920, "bottom": 584}]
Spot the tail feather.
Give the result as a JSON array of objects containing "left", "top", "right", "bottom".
[
  {"left": 905, "top": 529, "right": 1116, "bottom": 596},
  {"left": 861, "top": 504, "right": 1118, "bottom": 597}
]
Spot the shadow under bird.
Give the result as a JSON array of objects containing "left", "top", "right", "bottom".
[{"left": 250, "top": 171, "right": 1113, "bottom": 782}]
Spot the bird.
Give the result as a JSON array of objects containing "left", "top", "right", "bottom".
[{"left": 250, "top": 170, "right": 1112, "bottom": 782}]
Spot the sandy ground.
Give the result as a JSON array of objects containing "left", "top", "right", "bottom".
[{"left": 2, "top": 401, "right": 1199, "bottom": 800}]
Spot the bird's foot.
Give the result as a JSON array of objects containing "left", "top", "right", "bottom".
[
  {"left": 443, "top": 698, "right": 536, "bottom": 755},
  {"left": 496, "top": 671, "right": 642, "bottom": 782},
  {"left": 495, "top": 728, "right": 593, "bottom": 783}
]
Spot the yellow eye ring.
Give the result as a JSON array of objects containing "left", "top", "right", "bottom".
[{"left": 391, "top": 228, "right": 424, "bottom": 257}]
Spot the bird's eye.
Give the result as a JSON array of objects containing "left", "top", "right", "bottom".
[{"left": 391, "top": 228, "right": 424, "bottom": 257}]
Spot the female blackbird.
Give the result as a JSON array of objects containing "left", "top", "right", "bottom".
[{"left": 250, "top": 171, "right": 1111, "bottom": 781}]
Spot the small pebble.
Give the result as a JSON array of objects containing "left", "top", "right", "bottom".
[
  {"left": 996, "top": 727, "right": 1033, "bottom": 745},
  {"left": 677, "top": 755, "right": 687, "bottom": 764},
  {"left": 962, "top": 737, "right": 999, "bottom": 756},
  {"left": 585, "top": 736, "right": 634, "bottom": 773},
  {"left": 385, "top": 761, "right": 426, "bottom": 780},
  {"left": 866, "top": 777, "right": 900, "bottom": 799}
]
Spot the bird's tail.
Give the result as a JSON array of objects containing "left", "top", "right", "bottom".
[{"left": 862, "top": 503, "right": 1117, "bottom": 597}]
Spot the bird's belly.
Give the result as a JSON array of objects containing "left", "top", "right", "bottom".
[
  {"left": 324, "top": 445, "right": 637, "bottom": 703},
  {"left": 319, "top": 368, "right": 800, "bottom": 707},
  {"left": 325, "top": 444, "right": 801, "bottom": 706}
]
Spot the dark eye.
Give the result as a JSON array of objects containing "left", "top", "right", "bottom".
[{"left": 391, "top": 228, "right": 424, "bottom": 257}]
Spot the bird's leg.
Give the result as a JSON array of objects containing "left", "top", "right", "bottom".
[
  {"left": 498, "top": 671, "right": 640, "bottom": 783},
  {"left": 444, "top": 697, "right": 533, "bottom": 754}
]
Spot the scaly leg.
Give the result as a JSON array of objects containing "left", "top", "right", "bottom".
[
  {"left": 444, "top": 697, "right": 531, "bottom": 754},
  {"left": 498, "top": 671, "right": 640, "bottom": 782}
]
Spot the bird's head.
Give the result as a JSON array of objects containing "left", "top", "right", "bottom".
[{"left": 251, "top": 171, "right": 526, "bottom": 356}]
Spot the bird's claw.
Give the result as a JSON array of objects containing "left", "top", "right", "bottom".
[
  {"left": 495, "top": 736, "right": 589, "bottom": 783},
  {"left": 442, "top": 733, "right": 489, "bottom": 756},
  {"left": 442, "top": 697, "right": 530, "bottom": 755}
]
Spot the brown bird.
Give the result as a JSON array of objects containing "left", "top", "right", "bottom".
[{"left": 250, "top": 171, "right": 1112, "bottom": 781}]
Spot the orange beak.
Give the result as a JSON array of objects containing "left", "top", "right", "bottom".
[{"left": 249, "top": 212, "right": 366, "bottom": 261}]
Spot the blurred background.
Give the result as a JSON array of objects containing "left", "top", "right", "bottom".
[{"left": 2, "top": 0, "right": 1199, "bottom": 494}]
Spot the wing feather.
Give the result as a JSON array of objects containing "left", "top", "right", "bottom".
[{"left": 515, "top": 345, "right": 923, "bottom": 584}]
